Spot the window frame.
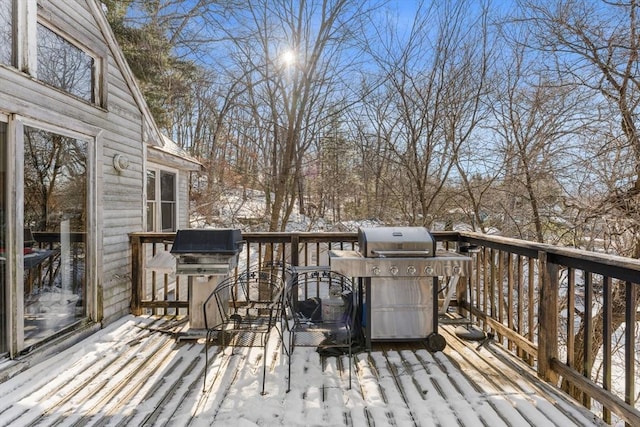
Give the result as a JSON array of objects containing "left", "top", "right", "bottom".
[
  {"left": 11, "top": 114, "right": 100, "bottom": 354},
  {"left": 35, "top": 20, "right": 101, "bottom": 105},
  {"left": 1, "top": 1, "right": 107, "bottom": 107},
  {"left": 0, "top": 114, "right": 8, "bottom": 357}
]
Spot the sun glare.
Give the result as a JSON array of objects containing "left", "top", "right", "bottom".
[{"left": 281, "top": 49, "right": 296, "bottom": 66}]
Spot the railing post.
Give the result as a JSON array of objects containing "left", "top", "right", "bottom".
[
  {"left": 291, "top": 233, "right": 300, "bottom": 266},
  {"left": 538, "top": 250, "right": 559, "bottom": 383},
  {"left": 456, "top": 262, "right": 469, "bottom": 317},
  {"left": 130, "top": 233, "right": 143, "bottom": 316}
]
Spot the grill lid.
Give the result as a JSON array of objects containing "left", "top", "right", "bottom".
[
  {"left": 171, "top": 228, "right": 243, "bottom": 276},
  {"left": 170, "top": 228, "right": 243, "bottom": 255},
  {"left": 358, "top": 226, "right": 435, "bottom": 258}
]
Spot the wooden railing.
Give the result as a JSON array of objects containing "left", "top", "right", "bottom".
[{"left": 129, "top": 230, "right": 640, "bottom": 425}]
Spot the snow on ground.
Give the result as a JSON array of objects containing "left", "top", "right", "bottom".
[
  {"left": 190, "top": 188, "right": 483, "bottom": 233},
  {"left": 0, "top": 315, "right": 604, "bottom": 426}
]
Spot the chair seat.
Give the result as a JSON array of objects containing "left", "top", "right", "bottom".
[{"left": 287, "top": 321, "right": 351, "bottom": 346}]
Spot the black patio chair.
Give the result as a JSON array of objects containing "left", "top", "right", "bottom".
[
  {"left": 203, "top": 269, "right": 284, "bottom": 395},
  {"left": 283, "top": 268, "right": 359, "bottom": 392}
]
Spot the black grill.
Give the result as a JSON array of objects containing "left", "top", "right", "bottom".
[{"left": 171, "top": 228, "right": 243, "bottom": 275}]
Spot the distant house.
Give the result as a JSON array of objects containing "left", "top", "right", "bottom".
[{"left": 0, "top": 0, "right": 201, "bottom": 359}]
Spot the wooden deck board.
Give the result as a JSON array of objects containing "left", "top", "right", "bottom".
[{"left": 0, "top": 315, "right": 604, "bottom": 427}]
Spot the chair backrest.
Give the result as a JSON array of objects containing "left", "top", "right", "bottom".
[
  {"left": 286, "top": 270, "right": 355, "bottom": 328},
  {"left": 205, "top": 269, "right": 284, "bottom": 330}
]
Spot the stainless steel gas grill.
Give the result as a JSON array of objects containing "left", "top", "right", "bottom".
[
  {"left": 329, "top": 226, "right": 472, "bottom": 351},
  {"left": 171, "top": 228, "right": 243, "bottom": 329}
]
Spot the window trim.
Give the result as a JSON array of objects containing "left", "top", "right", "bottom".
[{"left": 0, "top": 113, "right": 8, "bottom": 357}]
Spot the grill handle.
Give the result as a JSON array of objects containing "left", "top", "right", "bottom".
[{"left": 370, "top": 250, "right": 431, "bottom": 258}]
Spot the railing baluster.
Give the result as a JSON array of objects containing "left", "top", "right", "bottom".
[
  {"left": 566, "top": 267, "right": 575, "bottom": 397},
  {"left": 475, "top": 249, "right": 481, "bottom": 325},
  {"left": 490, "top": 248, "right": 496, "bottom": 321},
  {"left": 625, "top": 281, "right": 637, "bottom": 427},
  {"left": 517, "top": 255, "right": 524, "bottom": 358},
  {"left": 497, "top": 250, "right": 504, "bottom": 344},
  {"left": 507, "top": 253, "right": 514, "bottom": 351},
  {"left": 483, "top": 247, "right": 489, "bottom": 332},
  {"left": 151, "top": 243, "right": 157, "bottom": 315},
  {"left": 603, "top": 275, "right": 612, "bottom": 424},
  {"left": 583, "top": 271, "right": 593, "bottom": 408},
  {"left": 567, "top": 268, "right": 575, "bottom": 368},
  {"left": 527, "top": 257, "right": 535, "bottom": 366}
]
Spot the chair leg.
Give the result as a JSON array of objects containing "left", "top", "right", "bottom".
[
  {"left": 287, "top": 334, "right": 293, "bottom": 393},
  {"left": 348, "top": 338, "right": 352, "bottom": 389},
  {"left": 204, "top": 330, "right": 211, "bottom": 392},
  {"left": 261, "top": 335, "right": 268, "bottom": 395}
]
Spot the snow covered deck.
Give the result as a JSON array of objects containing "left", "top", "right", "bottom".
[{"left": 0, "top": 315, "right": 602, "bottom": 426}]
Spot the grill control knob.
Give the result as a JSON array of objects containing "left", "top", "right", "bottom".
[
  {"left": 453, "top": 265, "right": 460, "bottom": 275},
  {"left": 372, "top": 266, "right": 381, "bottom": 276},
  {"left": 425, "top": 265, "right": 434, "bottom": 275},
  {"left": 407, "top": 265, "right": 417, "bottom": 275},
  {"left": 389, "top": 265, "right": 399, "bottom": 276}
]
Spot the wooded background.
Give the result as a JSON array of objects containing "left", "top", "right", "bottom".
[{"left": 104, "top": 0, "right": 640, "bottom": 261}]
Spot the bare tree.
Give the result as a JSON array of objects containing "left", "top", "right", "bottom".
[
  {"left": 517, "top": 0, "right": 640, "bottom": 406},
  {"left": 519, "top": 0, "right": 640, "bottom": 248},
  {"left": 487, "top": 34, "right": 594, "bottom": 242},
  {"left": 360, "top": 1, "right": 492, "bottom": 226},
  {"left": 215, "top": 0, "right": 377, "bottom": 231},
  {"left": 345, "top": 95, "right": 398, "bottom": 222}
]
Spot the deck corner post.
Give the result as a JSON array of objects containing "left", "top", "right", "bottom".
[
  {"left": 130, "top": 233, "right": 143, "bottom": 316},
  {"left": 538, "top": 250, "right": 559, "bottom": 383},
  {"left": 457, "top": 273, "right": 469, "bottom": 317}
]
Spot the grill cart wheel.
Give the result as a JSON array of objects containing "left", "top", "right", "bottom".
[{"left": 426, "top": 332, "right": 446, "bottom": 352}]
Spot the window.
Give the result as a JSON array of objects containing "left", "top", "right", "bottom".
[
  {"left": 147, "top": 169, "right": 177, "bottom": 232},
  {"left": 23, "top": 126, "right": 88, "bottom": 346},
  {"left": 0, "top": 0, "right": 11, "bottom": 65},
  {"left": 37, "top": 23, "right": 94, "bottom": 102}
]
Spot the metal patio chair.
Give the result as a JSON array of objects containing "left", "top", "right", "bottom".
[
  {"left": 203, "top": 268, "right": 284, "bottom": 395},
  {"left": 283, "top": 268, "right": 359, "bottom": 392}
]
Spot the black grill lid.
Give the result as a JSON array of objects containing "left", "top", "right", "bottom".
[
  {"left": 170, "top": 228, "right": 243, "bottom": 254},
  {"left": 358, "top": 226, "right": 435, "bottom": 257}
]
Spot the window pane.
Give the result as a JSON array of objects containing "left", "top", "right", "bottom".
[
  {"left": 37, "top": 23, "right": 93, "bottom": 102},
  {"left": 23, "top": 126, "right": 87, "bottom": 346},
  {"left": 160, "top": 171, "right": 175, "bottom": 202},
  {"left": 146, "top": 201, "right": 155, "bottom": 232},
  {"left": 146, "top": 170, "right": 156, "bottom": 200},
  {"left": 0, "top": 0, "right": 11, "bottom": 65},
  {"left": 161, "top": 202, "right": 175, "bottom": 232},
  {"left": 159, "top": 172, "right": 176, "bottom": 231}
]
